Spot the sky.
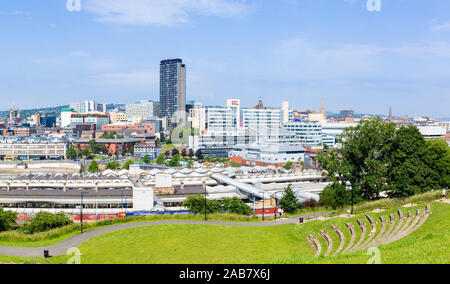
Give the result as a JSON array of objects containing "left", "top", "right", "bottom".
[{"left": 0, "top": 0, "right": 449, "bottom": 119}]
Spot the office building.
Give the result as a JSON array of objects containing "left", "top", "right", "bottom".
[
  {"left": 159, "top": 59, "right": 186, "bottom": 127},
  {"left": 125, "top": 100, "right": 159, "bottom": 121},
  {"left": 340, "top": 109, "right": 354, "bottom": 118}
]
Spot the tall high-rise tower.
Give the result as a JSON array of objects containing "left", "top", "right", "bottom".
[{"left": 159, "top": 58, "right": 186, "bottom": 127}]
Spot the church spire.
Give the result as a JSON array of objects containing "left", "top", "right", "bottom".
[{"left": 388, "top": 106, "right": 392, "bottom": 122}]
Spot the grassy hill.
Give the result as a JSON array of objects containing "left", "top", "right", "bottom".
[{"left": 0, "top": 201, "right": 447, "bottom": 264}]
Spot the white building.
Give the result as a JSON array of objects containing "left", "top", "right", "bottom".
[
  {"left": 416, "top": 124, "right": 446, "bottom": 139},
  {"left": 190, "top": 99, "right": 291, "bottom": 135},
  {"left": 70, "top": 100, "right": 106, "bottom": 113},
  {"left": 284, "top": 121, "right": 323, "bottom": 146},
  {"left": 125, "top": 101, "right": 159, "bottom": 121}
]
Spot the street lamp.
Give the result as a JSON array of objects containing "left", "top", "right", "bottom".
[
  {"left": 262, "top": 191, "right": 265, "bottom": 221},
  {"left": 80, "top": 192, "right": 88, "bottom": 234},
  {"left": 203, "top": 181, "right": 207, "bottom": 222}
]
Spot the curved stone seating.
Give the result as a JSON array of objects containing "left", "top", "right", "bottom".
[
  {"left": 319, "top": 230, "right": 333, "bottom": 256},
  {"left": 358, "top": 215, "right": 377, "bottom": 250},
  {"left": 342, "top": 223, "right": 355, "bottom": 254},
  {"left": 307, "top": 205, "right": 431, "bottom": 256},
  {"left": 363, "top": 215, "right": 386, "bottom": 249},
  {"left": 349, "top": 219, "right": 367, "bottom": 252},
  {"left": 330, "top": 224, "right": 345, "bottom": 256},
  {"left": 390, "top": 210, "right": 405, "bottom": 237},
  {"left": 307, "top": 234, "right": 321, "bottom": 257}
]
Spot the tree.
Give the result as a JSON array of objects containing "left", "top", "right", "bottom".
[
  {"left": 156, "top": 154, "right": 166, "bottom": 165},
  {"left": 171, "top": 148, "right": 179, "bottom": 157},
  {"left": 387, "top": 126, "right": 429, "bottom": 198},
  {"left": 105, "top": 160, "right": 120, "bottom": 170},
  {"left": 142, "top": 155, "right": 152, "bottom": 164},
  {"left": 88, "top": 160, "right": 99, "bottom": 173},
  {"left": 168, "top": 154, "right": 181, "bottom": 167},
  {"left": 122, "top": 160, "right": 134, "bottom": 170},
  {"left": 279, "top": 184, "right": 301, "bottom": 214},
  {"left": 21, "top": 212, "right": 72, "bottom": 234},
  {"left": 283, "top": 161, "right": 294, "bottom": 170},
  {"left": 183, "top": 195, "right": 221, "bottom": 214},
  {"left": 195, "top": 149, "right": 204, "bottom": 159},
  {"left": 424, "top": 138, "right": 450, "bottom": 189},
  {"left": 318, "top": 118, "right": 396, "bottom": 201},
  {"left": 221, "top": 197, "right": 252, "bottom": 215},
  {"left": 0, "top": 207, "right": 16, "bottom": 232},
  {"left": 318, "top": 182, "right": 351, "bottom": 209},
  {"left": 66, "top": 146, "right": 77, "bottom": 159}
]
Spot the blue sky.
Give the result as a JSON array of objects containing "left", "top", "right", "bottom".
[{"left": 0, "top": 0, "right": 449, "bottom": 118}]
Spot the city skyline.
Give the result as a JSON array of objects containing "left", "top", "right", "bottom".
[{"left": 0, "top": 1, "right": 449, "bottom": 118}]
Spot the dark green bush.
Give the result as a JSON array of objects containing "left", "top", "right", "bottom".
[{"left": 21, "top": 212, "right": 73, "bottom": 234}]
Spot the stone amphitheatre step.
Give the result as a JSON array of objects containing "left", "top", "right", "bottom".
[
  {"left": 390, "top": 205, "right": 431, "bottom": 244},
  {"left": 359, "top": 215, "right": 377, "bottom": 249},
  {"left": 390, "top": 210, "right": 414, "bottom": 241},
  {"left": 376, "top": 213, "right": 396, "bottom": 245},
  {"left": 389, "top": 210, "right": 405, "bottom": 237},
  {"left": 363, "top": 215, "right": 387, "bottom": 249},
  {"left": 307, "top": 234, "right": 321, "bottom": 257},
  {"left": 349, "top": 219, "right": 367, "bottom": 252},
  {"left": 342, "top": 223, "right": 355, "bottom": 254},
  {"left": 330, "top": 224, "right": 345, "bottom": 256},
  {"left": 380, "top": 209, "right": 422, "bottom": 246},
  {"left": 319, "top": 230, "right": 333, "bottom": 256}
]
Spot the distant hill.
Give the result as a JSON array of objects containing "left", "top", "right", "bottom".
[{"left": 0, "top": 105, "right": 69, "bottom": 120}]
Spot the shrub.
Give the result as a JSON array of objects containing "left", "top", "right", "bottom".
[
  {"left": 221, "top": 197, "right": 253, "bottom": 215},
  {"left": 301, "top": 199, "right": 319, "bottom": 210},
  {"left": 0, "top": 207, "right": 16, "bottom": 232},
  {"left": 21, "top": 212, "right": 72, "bottom": 234}
]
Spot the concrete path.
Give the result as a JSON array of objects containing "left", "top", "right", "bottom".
[{"left": 0, "top": 212, "right": 333, "bottom": 258}]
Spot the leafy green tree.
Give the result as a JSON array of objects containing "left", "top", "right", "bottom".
[
  {"left": 424, "top": 138, "right": 450, "bottom": 189},
  {"left": 168, "top": 154, "right": 181, "bottom": 167},
  {"left": 283, "top": 161, "right": 294, "bottom": 170},
  {"left": 142, "top": 155, "right": 152, "bottom": 164},
  {"left": 318, "top": 118, "right": 396, "bottom": 201},
  {"left": 318, "top": 182, "right": 351, "bottom": 209},
  {"left": 66, "top": 146, "right": 77, "bottom": 159},
  {"left": 122, "top": 160, "right": 135, "bottom": 170},
  {"left": 221, "top": 197, "right": 252, "bottom": 215},
  {"left": 105, "top": 160, "right": 120, "bottom": 170},
  {"left": 21, "top": 212, "right": 72, "bottom": 234},
  {"left": 0, "top": 207, "right": 16, "bottom": 232},
  {"left": 156, "top": 154, "right": 166, "bottom": 165},
  {"left": 195, "top": 149, "right": 203, "bottom": 159},
  {"left": 279, "top": 184, "right": 301, "bottom": 214},
  {"left": 387, "top": 126, "right": 429, "bottom": 197},
  {"left": 183, "top": 195, "right": 221, "bottom": 214},
  {"left": 88, "top": 160, "right": 99, "bottom": 173},
  {"left": 171, "top": 148, "right": 179, "bottom": 157}
]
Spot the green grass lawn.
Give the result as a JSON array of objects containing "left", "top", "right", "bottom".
[
  {"left": 0, "top": 213, "right": 260, "bottom": 248},
  {"left": 1, "top": 202, "right": 447, "bottom": 264}
]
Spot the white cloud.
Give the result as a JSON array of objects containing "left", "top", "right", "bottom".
[
  {"left": 431, "top": 22, "right": 450, "bottom": 31},
  {"left": 84, "top": 0, "right": 250, "bottom": 26}
]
